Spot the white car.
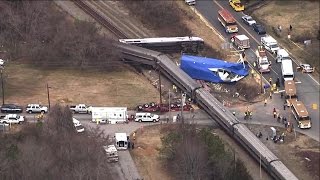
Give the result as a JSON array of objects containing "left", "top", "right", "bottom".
[
  {"left": 0, "top": 114, "right": 25, "bottom": 124},
  {"left": 0, "top": 59, "right": 4, "bottom": 66},
  {"left": 26, "top": 104, "right": 48, "bottom": 113},
  {"left": 299, "top": 64, "right": 315, "bottom": 73},
  {"left": 73, "top": 118, "right": 84, "bottom": 133},
  {"left": 242, "top": 15, "right": 256, "bottom": 26}
]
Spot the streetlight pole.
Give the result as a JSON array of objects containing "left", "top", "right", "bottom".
[
  {"left": 46, "top": 83, "right": 51, "bottom": 110},
  {"left": 1, "top": 69, "right": 4, "bottom": 105}
]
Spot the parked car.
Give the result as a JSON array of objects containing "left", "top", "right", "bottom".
[
  {"left": 73, "top": 118, "right": 84, "bottom": 133},
  {"left": 241, "top": 15, "right": 256, "bottom": 26},
  {"left": 297, "top": 64, "right": 315, "bottom": 73},
  {"left": 1, "top": 104, "right": 23, "bottom": 113},
  {"left": 0, "top": 114, "right": 25, "bottom": 124},
  {"left": 26, "top": 104, "right": 48, "bottom": 113},
  {"left": 252, "top": 23, "right": 266, "bottom": 35}
]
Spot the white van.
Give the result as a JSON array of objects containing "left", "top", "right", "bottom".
[
  {"left": 276, "top": 49, "right": 290, "bottom": 63},
  {"left": 281, "top": 59, "right": 294, "bottom": 81},
  {"left": 135, "top": 113, "right": 160, "bottom": 123},
  {"left": 185, "top": 0, "right": 196, "bottom": 5}
]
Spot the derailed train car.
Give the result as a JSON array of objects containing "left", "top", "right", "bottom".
[{"left": 116, "top": 43, "right": 298, "bottom": 180}]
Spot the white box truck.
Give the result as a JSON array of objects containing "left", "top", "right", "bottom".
[
  {"left": 276, "top": 49, "right": 290, "bottom": 63},
  {"left": 281, "top": 59, "right": 294, "bottom": 81},
  {"left": 231, "top": 34, "right": 250, "bottom": 49},
  {"left": 261, "top": 35, "right": 280, "bottom": 54},
  {"left": 91, "top": 107, "right": 127, "bottom": 124}
]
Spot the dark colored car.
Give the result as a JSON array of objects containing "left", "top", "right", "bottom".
[
  {"left": 1, "top": 104, "right": 23, "bottom": 113},
  {"left": 252, "top": 23, "right": 266, "bottom": 35}
]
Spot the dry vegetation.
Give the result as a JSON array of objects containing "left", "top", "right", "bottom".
[
  {"left": 0, "top": 105, "right": 119, "bottom": 180},
  {"left": 251, "top": 1, "right": 320, "bottom": 70},
  {"left": 4, "top": 63, "right": 158, "bottom": 108},
  {"left": 0, "top": 1, "right": 119, "bottom": 69}
]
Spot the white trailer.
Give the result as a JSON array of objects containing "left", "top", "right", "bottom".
[
  {"left": 281, "top": 59, "right": 294, "bottom": 81},
  {"left": 91, "top": 107, "right": 127, "bottom": 124}
]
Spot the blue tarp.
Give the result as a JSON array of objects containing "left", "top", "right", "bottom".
[{"left": 180, "top": 55, "right": 249, "bottom": 83}]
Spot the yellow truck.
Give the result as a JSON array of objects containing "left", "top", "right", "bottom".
[{"left": 229, "top": 0, "right": 244, "bottom": 11}]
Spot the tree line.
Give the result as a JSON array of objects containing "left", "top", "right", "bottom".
[
  {"left": 0, "top": 105, "right": 118, "bottom": 180},
  {"left": 0, "top": 1, "right": 120, "bottom": 69},
  {"left": 159, "top": 124, "right": 253, "bottom": 180}
]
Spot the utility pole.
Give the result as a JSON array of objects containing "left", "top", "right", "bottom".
[
  {"left": 260, "top": 71, "right": 264, "bottom": 93},
  {"left": 46, "top": 83, "right": 51, "bottom": 110},
  {"left": 158, "top": 67, "right": 162, "bottom": 105},
  {"left": 168, "top": 89, "right": 171, "bottom": 122},
  {"left": 1, "top": 69, "right": 4, "bottom": 105},
  {"left": 181, "top": 92, "right": 186, "bottom": 124}
]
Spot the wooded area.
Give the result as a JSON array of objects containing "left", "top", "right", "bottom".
[
  {"left": 159, "top": 124, "right": 253, "bottom": 180},
  {"left": 0, "top": 105, "right": 118, "bottom": 180},
  {"left": 0, "top": 1, "right": 120, "bottom": 69}
]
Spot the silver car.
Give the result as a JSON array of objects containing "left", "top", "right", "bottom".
[{"left": 242, "top": 15, "right": 256, "bottom": 26}]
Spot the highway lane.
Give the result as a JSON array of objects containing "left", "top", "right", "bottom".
[{"left": 194, "top": 0, "right": 319, "bottom": 140}]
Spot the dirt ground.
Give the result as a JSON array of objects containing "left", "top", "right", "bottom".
[
  {"left": 130, "top": 125, "right": 173, "bottom": 180},
  {"left": 247, "top": 124, "right": 320, "bottom": 180},
  {"left": 4, "top": 63, "right": 159, "bottom": 108}
]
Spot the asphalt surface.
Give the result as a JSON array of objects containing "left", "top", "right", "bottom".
[{"left": 193, "top": 0, "right": 319, "bottom": 141}]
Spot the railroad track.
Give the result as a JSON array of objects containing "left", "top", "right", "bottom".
[{"left": 73, "top": 0, "right": 127, "bottom": 39}]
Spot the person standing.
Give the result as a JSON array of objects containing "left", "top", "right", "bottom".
[
  {"left": 269, "top": 91, "right": 272, "bottom": 99},
  {"left": 264, "top": 98, "right": 267, "bottom": 106},
  {"left": 283, "top": 102, "right": 287, "bottom": 110},
  {"left": 133, "top": 132, "right": 136, "bottom": 140},
  {"left": 273, "top": 108, "right": 277, "bottom": 118},
  {"left": 289, "top": 25, "right": 293, "bottom": 32},
  {"left": 276, "top": 77, "right": 280, "bottom": 87},
  {"left": 269, "top": 77, "right": 272, "bottom": 85}
]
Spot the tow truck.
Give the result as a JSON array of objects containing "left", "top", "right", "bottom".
[{"left": 229, "top": 0, "right": 244, "bottom": 11}]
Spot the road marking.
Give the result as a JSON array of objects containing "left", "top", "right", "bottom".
[
  {"left": 191, "top": 7, "right": 225, "bottom": 41},
  {"left": 213, "top": 0, "right": 320, "bottom": 86}
]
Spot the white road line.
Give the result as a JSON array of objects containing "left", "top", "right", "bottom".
[{"left": 214, "top": 0, "right": 320, "bottom": 86}]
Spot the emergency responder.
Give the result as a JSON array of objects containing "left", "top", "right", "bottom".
[
  {"left": 273, "top": 108, "right": 277, "bottom": 118},
  {"left": 269, "top": 77, "right": 272, "bottom": 85},
  {"left": 264, "top": 99, "right": 267, "bottom": 106}
]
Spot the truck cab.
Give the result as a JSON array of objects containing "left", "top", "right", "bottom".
[{"left": 276, "top": 49, "right": 290, "bottom": 63}]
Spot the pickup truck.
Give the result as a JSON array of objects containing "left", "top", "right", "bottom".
[
  {"left": 0, "top": 114, "right": 25, "bottom": 124},
  {"left": 70, "top": 104, "right": 92, "bottom": 114},
  {"left": 26, "top": 104, "right": 48, "bottom": 113}
]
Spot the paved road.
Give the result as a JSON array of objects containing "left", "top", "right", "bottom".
[{"left": 194, "top": 0, "right": 319, "bottom": 141}]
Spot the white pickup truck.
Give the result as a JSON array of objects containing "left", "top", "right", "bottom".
[
  {"left": 26, "top": 104, "right": 48, "bottom": 114},
  {"left": 70, "top": 104, "right": 92, "bottom": 114},
  {"left": 0, "top": 114, "right": 25, "bottom": 124}
]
